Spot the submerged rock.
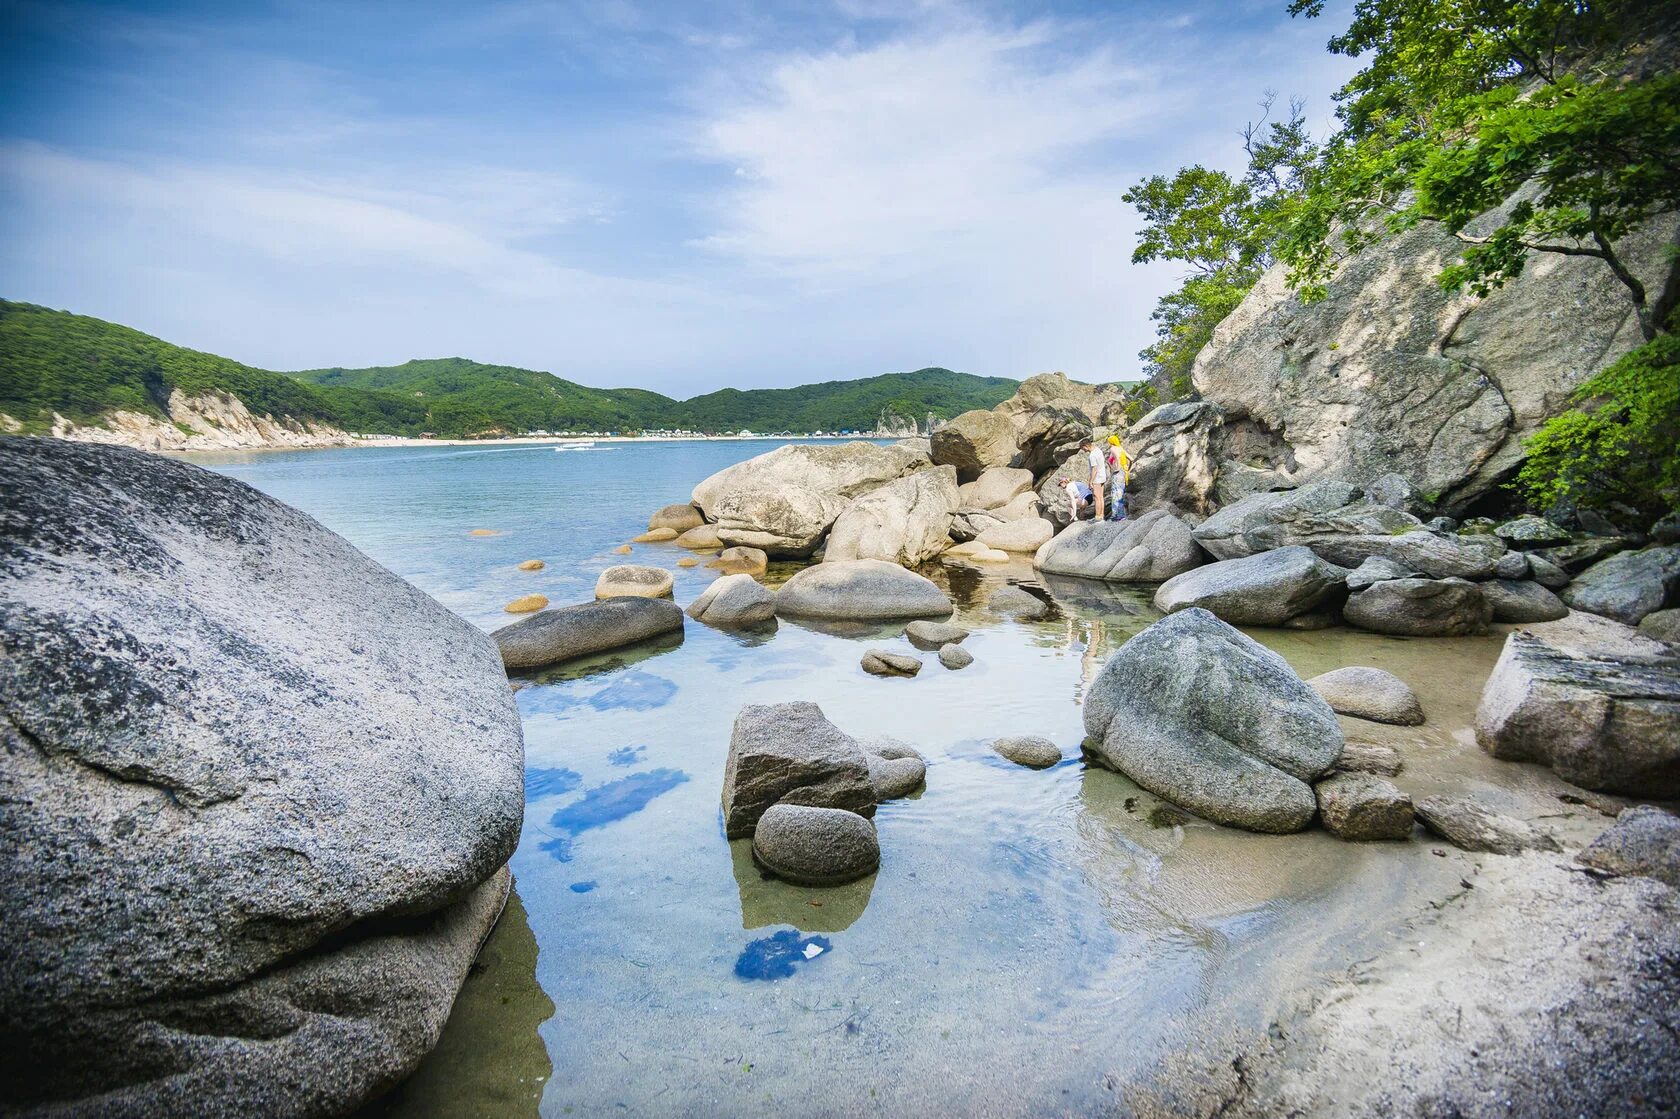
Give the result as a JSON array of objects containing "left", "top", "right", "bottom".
[
  {"left": 0, "top": 438, "right": 524, "bottom": 1116},
  {"left": 1033, "top": 510, "right": 1205, "bottom": 582},
  {"left": 992, "top": 736, "right": 1063, "bottom": 769},
  {"left": 595, "top": 564, "right": 674, "bottom": 600},
  {"left": 938, "top": 643, "right": 974, "bottom": 670},
  {"left": 649, "top": 503, "right": 704, "bottom": 533},
  {"left": 675, "top": 523, "right": 724, "bottom": 550},
  {"left": 1315, "top": 773, "right": 1414, "bottom": 841},
  {"left": 1343, "top": 577, "right": 1491, "bottom": 636},
  {"left": 825, "top": 466, "right": 959, "bottom": 567},
  {"left": 1562, "top": 545, "right": 1680, "bottom": 625},
  {"left": 905, "top": 619, "right": 968, "bottom": 649},
  {"left": 861, "top": 649, "right": 921, "bottom": 677},
  {"left": 862, "top": 738, "right": 926, "bottom": 800},
  {"left": 517, "top": 558, "right": 546, "bottom": 571},
  {"left": 977, "top": 516, "right": 1054, "bottom": 554},
  {"left": 752, "top": 805, "right": 880, "bottom": 887},
  {"left": 1083, "top": 608, "right": 1344, "bottom": 833},
  {"left": 1576, "top": 806, "right": 1680, "bottom": 889},
  {"left": 1481, "top": 578, "right": 1569, "bottom": 623},
  {"left": 722, "top": 702, "right": 875, "bottom": 838},
  {"left": 1308, "top": 666, "right": 1425, "bottom": 726},
  {"left": 1475, "top": 613, "right": 1680, "bottom": 797},
  {"left": 504, "top": 593, "right": 549, "bottom": 613},
  {"left": 633, "top": 527, "right": 679, "bottom": 543},
  {"left": 775, "top": 560, "right": 953, "bottom": 622},
  {"left": 986, "top": 585, "right": 1053, "bottom": 620},
  {"left": 686, "top": 573, "right": 776, "bottom": 628},
  {"left": 706, "top": 546, "right": 769, "bottom": 577},
  {"left": 1153, "top": 545, "right": 1345, "bottom": 626},
  {"left": 493, "top": 597, "right": 684, "bottom": 670},
  {"left": 1415, "top": 795, "right": 1560, "bottom": 855}
]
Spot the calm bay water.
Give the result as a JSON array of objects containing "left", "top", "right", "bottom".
[{"left": 190, "top": 440, "right": 1546, "bottom": 1118}]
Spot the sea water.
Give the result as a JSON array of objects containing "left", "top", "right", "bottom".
[{"left": 192, "top": 440, "right": 1553, "bottom": 1117}]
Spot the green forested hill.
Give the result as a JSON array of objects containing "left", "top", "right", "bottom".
[{"left": 0, "top": 301, "right": 1021, "bottom": 438}]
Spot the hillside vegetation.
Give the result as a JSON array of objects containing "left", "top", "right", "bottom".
[{"left": 0, "top": 301, "right": 1020, "bottom": 438}]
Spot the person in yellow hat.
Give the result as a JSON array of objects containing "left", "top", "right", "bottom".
[{"left": 1104, "top": 434, "right": 1130, "bottom": 521}]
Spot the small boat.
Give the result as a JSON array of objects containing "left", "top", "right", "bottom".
[{"left": 552, "top": 439, "right": 597, "bottom": 451}]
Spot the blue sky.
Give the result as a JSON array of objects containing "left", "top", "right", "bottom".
[{"left": 0, "top": 0, "right": 1357, "bottom": 393}]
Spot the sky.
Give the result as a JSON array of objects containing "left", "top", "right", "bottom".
[{"left": 0, "top": 0, "right": 1359, "bottom": 394}]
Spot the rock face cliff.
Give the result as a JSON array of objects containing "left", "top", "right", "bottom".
[
  {"left": 0, "top": 438, "right": 523, "bottom": 1117},
  {"left": 1186, "top": 212, "right": 1680, "bottom": 514},
  {"left": 45, "top": 387, "right": 355, "bottom": 453}
]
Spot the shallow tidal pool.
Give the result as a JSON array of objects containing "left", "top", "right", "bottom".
[{"left": 192, "top": 441, "right": 1548, "bottom": 1117}]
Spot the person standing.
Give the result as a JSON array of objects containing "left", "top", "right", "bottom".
[
  {"left": 1105, "top": 434, "right": 1129, "bottom": 521},
  {"left": 1082, "top": 437, "right": 1109, "bottom": 521}
]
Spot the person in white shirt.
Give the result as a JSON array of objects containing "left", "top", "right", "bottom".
[{"left": 1082, "top": 437, "right": 1109, "bottom": 521}]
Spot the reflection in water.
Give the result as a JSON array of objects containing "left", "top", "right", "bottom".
[
  {"left": 734, "top": 929, "right": 833, "bottom": 980},
  {"left": 606, "top": 745, "right": 646, "bottom": 767},
  {"left": 540, "top": 769, "right": 691, "bottom": 861},
  {"left": 518, "top": 630, "right": 685, "bottom": 686},
  {"left": 585, "top": 670, "right": 676, "bottom": 711},
  {"left": 522, "top": 767, "right": 581, "bottom": 801},
  {"left": 366, "top": 885, "right": 554, "bottom": 1119},
  {"left": 730, "top": 838, "right": 876, "bottom": 933}
]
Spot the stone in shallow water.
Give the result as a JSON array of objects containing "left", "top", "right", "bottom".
[
  {"left": 861, "top": 649, "right": 921, "bottom": 677},
  {"left": 675, "top": 523, "right": 723, "bottom": 550},
  {"left": 596, "top": 564, "right": 674, "bottom": 600},
  {"left": 752, "top": 804, "right": 881, "bottom": 887},
  {"left": 774, "top": 560, "right": 952, "bottom": 621},
  {"left": 504, "top": 593, "right": 549, "bottom": 613},
  {"left": 518, "top": 558, "right": 545, "bottom": 571},
  {"left": 492, "top": 597, "right": 684, "bottom": 670},
  {"left": 1414, "top": 795, "right": 1560, "bottom": 855},
  {"left": 687, "top": 573, "right": 776, "bottom": 628},
  {"left": 938, "top": 643, "right": 974, "bottom": 670},
  {"left": 633, "top": 527, "right": 679, "bottom": 543},
  {"left": 1639, "top": 608, "right": 1680, "bottom": 643},
  {"left": 1315, "top": 773, "right": 1414, "bottom": 841},
  {"left": 905, "top": 619, "right": 968, "bottom": 649},
  {"left": 992, "top": 736, "right": 1063, "bottom": 769},
  {"left": 722, "top": 702, "right": 875, "bottom": 838},
  {"left": 1576, "top": 806, "right": 1680, "bottom": 889},
  {"left": 649, "top": 503, "right": 704, "bottom": 533},
  {"left": 986, "top": 585, "right": 1052, "bottom": 620},
  {"left": 862, "top": 737, "right": 926, "bottom": 800},
  {"left": 734, "top": 930, "right": 834, "bottom": 981},
  {"left": 1308, "top": 666, "right": 1425, "bottom": 726},
  {"left": 1034, "top": 510, "right": 1204, "bottom": 582},
  {"left": 1343, "top": 577, "right": 1491, "bottom": 636}
]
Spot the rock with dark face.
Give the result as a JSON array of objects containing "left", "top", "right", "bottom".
[
  {"left": 1190, "top": 480, "right": 1363, "bottom": 560},
  {"left": 752, "top": 805, "right": 880, "bottom": 887},
  {"left": 930, "top": 409, "right": 1019, "bottom": 482},
  {"left": 1083, "top": 608, "right": 1344, "bottom": 833},
  {"left": 1011, "top": 405, "right": 1091, "bottom": 477},
  {"left": 861, "top": 737, "right": 926, "bottom": 800},
  {"left": 775, "top": 560, "right": 953, "bottom": 622},
  {"left": 1562, "top": 545, "right": 1680, "bottom": 626},
  {"left": 1343, "top": 577, "right": 1492, "bottom": 636},
  {"left": 1576, "top": 806, "right": 1680, "bottom": 889},
  {"left": 494, "top": 597, "right": 685, "bottom": 670},
  {"left": 1495, "top": 515, "right": 1571, "bottom": 548},
  {"left": 1153, "top": 545, "right": 1346, "bottom": 626},
  {"left": 1315, "top": 774, "right": 1414, "bottom": 841},
  {"left": 1034, "top": 510, "right": 1205, "bottom": 583},
  {"left": 721, "top": 702, "right": 875, "bottom": 838},
  {"left": 1123, "top": 401, "right": 1223, "bottom": 516},
  {"left": 0, "top": 437, "right": 523, "bottom": 1116},
  {"left": 1481, "top": 579, "right": 1568, "bottom": 623},
  {"left": 1475, "top": 613, "right": 1680, "bottom": 797}
]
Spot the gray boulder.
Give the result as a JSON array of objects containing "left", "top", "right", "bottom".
[
  {"left": 1639, "top": 608, "right": 1680, "bottom": 643},
  {"left": 686, "top": 573, "right": 775, "bottom": 628},
  {"left": 1035, "top": 451, "right": 1091, "bottom": 529},
  {"left": 938, "top": 643, "right": 974, "bottom": 669},
  {"left": 1537, "top": 535, "right": 1633, "bottom": 573},
  {"left": 692, "top": 440, "right": 929, "bottom": 516},
  {"left": 1345, "top": 554, "right": 1418, "bottom": 590},
  {"left": 1475, "top": 613, "right": 1680, "bottom": 796},
  {"left": 649, "top": 503, "right": 704, "bottom": 533},
  {"left": 986, "top": 585, "right": 1054, "bottom": 620},
  {"left": 1343, "top": 577, "right": 1492, "bottom": 636},
  {"left": 707, "top": 545, "right": 769, "bottom": 576},
  {"left": 1315, "top": 773, "right": 1414, "bottom": 841},
  {"left": 1481, "top": 579, "right": 1568, "bottom": 623},
  {"left": 0, "top": 438, "right": 523, "bottom": 1116},
  {"left": 1526, "top": 552, "right": 1572, "bottom": 589},
  {"left": 710, "top": 487, "right": 849, "bottom": 557},
  {"left": 1034, "top": 510, "right": 1205, "bottom": 582},
  {"left": 993, "top": 371, "right": 1125, "bottom": 428},
  {"left": 1562, "top": 545, "right": 1680, "bottom": 625},
  {"left": 1415, "top": 795, "right": 1560, "bottom": 855},
  {"left": 1333, "top": 741, "right": 1404, "bottom": 777},
  {"left": 861, "top": 738, "right": 926, "bottom": 800},
  {"left": 992, "top": 736, "right": 1063, "bottom": 769},
  {"left": 495, "top": 597, "right": 685, "bottom": 670},
  {"left": 1363, "top": 473, "right": 1431, "bottom": 517},
  {"left": 595, "top": 564, "right": 674, "bottom": 599},
  {"left": 1153, "top": 545, "right": 1345, "bottom": 626},
  {"left": 722, "top": 702, "right": 875, "bottom": 838},
  {"left": 905, "top": 620, "right": 968, "bottom": 649},
  {"left": 956, "top": 466, "right": 1035, "bottom": 510},
  {"left": 675, "top": 523, "right": 724, "bottom": 550},
  {"left": 751, "top": 805, "right": 880, "bottom": 887},
  {"left": 930, "top": 409, "right": 1019, "bottom": 481},
  {"left": 861, "top": 649, "right": 921, "bottom": 677},
  {"left": 1308, "top": 666, "right": 1425, "bottom": 726},
  {"left": 1496, "top": 515, "right": 1571, "bottom": 548},
  {"left": 1083, "top": 609, "right": 1344, "bottom": 833},
  {"left": 1124, "top": 401, "right": 1223, "bottom": 515},
  {"left": 978, "top": 516, "right": 1055, "bottom": 554},
  {"left": 1189, "top": 480, "right": 1365, "bottom": 560},
  {"left": 1011, "top": 405, "right": 1091, "bottom": 477},
  {"left": 1576, "top": 806, "right": 1680, "bottom": 889},
  {"left": 825, "top": 466, "right": 959, "bottom": 567},
  {"left": 775, "top": 560, "right": 953, "bottom": 621},
  {"left": 949, "top": 509, "right": 1006, "bottom": 543}
]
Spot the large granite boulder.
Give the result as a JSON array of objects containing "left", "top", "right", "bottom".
[
  {"left": 706, "top": 545, "right": 769, "bottom": 577},
  {"left": 722, "top": 702, "right": 875, "bottom": 838},
  {"left": 1189, "top": 193, "right": 1677, "bottom": 512},
  {"left": 1153, "top": 545, "right": 1345, "bottom": 626},
  {"left": 774, "top": 560, "right": 953, "bottom": 621},
  {"left": 1576, "top": 806, "right": 1680, "bottom": 889},
  {"left": 825, "top": 466, "right": 959, "bottom": 567},
  {"left": 930, "top": 409, "right": 1018, "bottom": 482},
  {"left": 993, "top": 371, "right": 1125, "bottom": 427},
  {"left": 686, "top": 573, "right": 776, "bottom": 628},
  {"left": 649, "top": 503, "right": 704, "bottom": 533},
  {"left": 1343, "top": 577, "right": 1492, "bottom": 636},
  {"left": 978, "top": 516, "right": 1054, "bottom": 554},
  {"left": 1082, "top": 608, "right": 1345, "bottom": 832},
  {"left": 692, "top": 440, "right": 929, "bottom": 515},
  {"left": 1475, "top": 613, "right": 1680, "bottom": 796},
  {"left": 494, "top": 597, "right": 685, "bottom": 669},
  {"left": 709, "top": 487, "right": 849, "bottom": 557},
  {"left": 956, "top": 466, "right": 1035, "bottom": 511},
  {"left": 1036, "top": 452, "right": 1092, "bottom": 529},
  {"left": 1190, "top": 480, "right": 1363, "bottom": 560},
  {"left": 0, "top": 438, "right": 523, "bottom": 1116},
  {"left": 1562, "top": 545, "right": 1680, "bottom": 625},
  {"left": 1481, "top": 578, "right": 1569, "bottom": 623},
  {"left": 1011, "top": 405, "right": 1091, "bottom": 477},
  {"left": 1123, "top": 401, "right": 1222, "bottom": 515},
  {"left": 595, "top": 564, "right": 674, "bottom": 599},
  {"left": 1034, "top": 510, "right": 1205, "bottom": 582}
]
